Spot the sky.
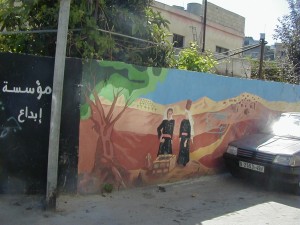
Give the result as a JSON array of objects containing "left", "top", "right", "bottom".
[
  {"left": 141, "top": 69, "right": 300, "bottom": 105},
  {"left": 155, "top": 0, "right": 290, "bottom": 45}
]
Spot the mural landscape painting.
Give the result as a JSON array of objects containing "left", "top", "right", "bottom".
[{"left": 78, "top": 60, "right": 300, "bottom": 194}]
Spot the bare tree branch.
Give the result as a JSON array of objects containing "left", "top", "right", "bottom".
[
  {"left": 85, "top": 94, "right": 104, "bottom": 130},
  {"left": 111, "top": 93, "right": 132, "bottom": 125},
  {"left": 92, "top": 90, "right": 106, "bottom": 125},
  {"left": 106, "top": 87, "right": 124, "bottom": 123}
]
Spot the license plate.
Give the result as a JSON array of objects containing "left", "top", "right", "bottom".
[{"left": 239, "top": 161, "right": 264, "bottom": 173}]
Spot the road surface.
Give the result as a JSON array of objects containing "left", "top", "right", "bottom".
[{"left": 0, "top": 173, "right": 299, "bottom": 225}]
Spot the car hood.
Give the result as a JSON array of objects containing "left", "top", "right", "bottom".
[{"left": 230, "top": 133, "right": 300, "bottom": 155}]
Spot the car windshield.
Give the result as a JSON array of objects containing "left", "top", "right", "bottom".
[{"left": 269, "top": 114, "right": 300, "bottom": 138}]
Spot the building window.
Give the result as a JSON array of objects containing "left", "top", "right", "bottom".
[
  {"left": 216, "top": 46, "right": 229, "bottom": 55},
  {"left": 173, "top": 34, "right": 184, "bottom": 48}
]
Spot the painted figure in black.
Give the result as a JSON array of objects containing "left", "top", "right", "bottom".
[
  {"left": 177, "top": 110, "right": 194, "bottom": 166},
  {"left": 157, "top": 108, "right": 175, "bottom": 156}
]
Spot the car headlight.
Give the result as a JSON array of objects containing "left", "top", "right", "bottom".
[
  {"left": 273, "top": 155, "right": 300, "bottom": 166},
  {"left": 290, "top": 155, "right": 300, "bottom": 166},
  {"left": 226, "top": 145, "right": 238, "bottom": 155}
]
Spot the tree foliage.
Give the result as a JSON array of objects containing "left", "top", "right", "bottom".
[
  {"left": 0, "top": 0, "right": 222, "bottom": 72},
  {"left": 0, "top": 0, "right": 173, "bottom": 67},
  {"left": 175, "top": 42, "right": 217, "bottom": 73},
  {"left": 249, "top": 58, "right": 296, "bottom": 83},
  {"left": 274, "top": 0, "right": 300, "bottom": 82}
]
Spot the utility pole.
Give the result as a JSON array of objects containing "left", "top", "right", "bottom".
[
  {"left": 258, "top": 33, "right": 267, "bottom": 79},
  {"left": 46, "top": 0, "right": 71, "bottom": 210},
  {"left": 202, "top": 0, "right": 207, "bottom": 52}
]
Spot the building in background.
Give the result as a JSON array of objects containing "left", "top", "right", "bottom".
[
  {"left": 243, "top": 37, "right": 260, "bottom": 59},
  {"left": 243, "top": 36, "right": 275, "bottom": 61},
  {"left": 152, "top": 1, "right": 251, "bottom": 78}
]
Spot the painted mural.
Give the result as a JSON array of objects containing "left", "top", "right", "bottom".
[{"left": 78, "top": 60, "right": 300, "bottom": 194}]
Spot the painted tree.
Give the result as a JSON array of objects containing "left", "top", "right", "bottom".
[
  {"left": 85, "top": 87, "right": 130, "bottom": 188},
  {"left": 80, "top": 60, "right": 168, "bottom": 189}
]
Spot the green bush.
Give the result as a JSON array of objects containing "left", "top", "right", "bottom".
[
  {"left": 102, "top": 183, "right": 113, "bottom": 193},
  {"left": 176, "top": 42, "right": 217, "bottom": 73}
]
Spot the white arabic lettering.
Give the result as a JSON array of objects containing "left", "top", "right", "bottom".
[
  {"left": 2, "top": 80, "right": 52, "bottom": 100},
  {"left": 18, "top": 106, "right": 43, "bottom": 124},
  {"left": 36, "top": 80, "right": 52, "bottom": 100}
]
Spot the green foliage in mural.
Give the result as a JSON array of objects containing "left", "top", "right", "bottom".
[
  {"left": 175, "top": 42, "right": 218, "bottom": 73},
  {"left": 80, "top": 60, "right": 168, "bottom": 119}
]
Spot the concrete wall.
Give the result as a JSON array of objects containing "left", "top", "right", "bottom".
[
  {"left": 2, "top": 53, "right": 300, "bottom": 195},
  {"left": 215, "top": 58, "right": 251, "bottom": 78},
  {"left": 77, "top": 59, "right": 300, "bottom": 194},
  {"left": 152, "top": 2, "right": 202, "bottom": 47},
  {"left": 0, "top": 53, "right": 81, "bottom": 194},
  {"left": 152, "top": 1, "right": 245, "bottom": 54},
  {"left": 205, "top": 2, "right": 244, "bottom": 34}
]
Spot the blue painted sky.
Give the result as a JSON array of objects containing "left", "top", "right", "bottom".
[{"left": 141, "top": 69, "right": 300, "bottom": 105}]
